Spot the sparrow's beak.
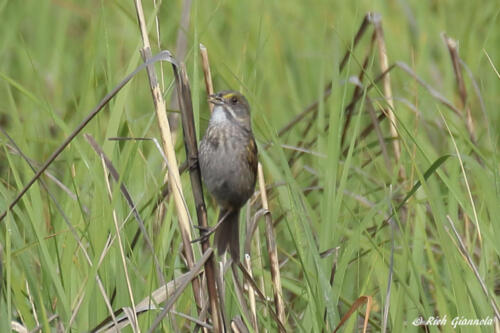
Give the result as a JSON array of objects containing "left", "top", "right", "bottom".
[{"left": 208, "top": 94, "right": 224, "bottom": 105}]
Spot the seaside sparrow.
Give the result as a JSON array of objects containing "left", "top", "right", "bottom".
[{"left": 199, "top": 90, "right": 258, "bottom": 262}]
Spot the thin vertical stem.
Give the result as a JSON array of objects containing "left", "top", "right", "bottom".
[
  {"left": 257, "top": 163, "right": 286, "bottom": 331},
  {"left": 132, "top": 0, "right": 204, "bottom": 317},
  {"left": 370, "top": 12, "right": 405, "bottom": 179},
  {"left": 200, "top": 43, "right": 215, "bottom": 113}
]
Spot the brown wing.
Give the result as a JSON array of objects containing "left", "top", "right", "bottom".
[{"left": 246, "top": 136, "right": 258, "bottom": 177}]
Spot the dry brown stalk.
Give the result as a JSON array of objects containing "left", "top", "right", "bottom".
[
  {"left": 244, "top": 254, "right": 258, "bottom": 331},
  {"left": 231, "top": 264, "right": 254, "bottom": 329},
  {"left": 257, "top": 163, "right": 286, "bottom": 332},
  {"left": 231, "top": 316, "right": 250, "bottom": 333},
  {"left": 246, "top": 203, "right": 268, "bottom": 325},
  {"left": 196, "top": 42, "right": 230, "bottom": 331},
  {"left": 175, "top": 62, "right": 222, "bottom": 332},
  {"left": 237, "top": 262, "right": 287, "bottom": 332},
  {"left": 369, "top": 12, "right": 405, "bottom": 179},
  {"left": 442, "top": 33, "right": 477, "bottom": 144},
  {"left": 132, "top": 0, "right": 204, "bottom": 320},
  {"left": 200, "top": 43, "right": 215, "bottom": 113},
  {"left": 341, "top": 30, "right": 376, "bottom": 146}
]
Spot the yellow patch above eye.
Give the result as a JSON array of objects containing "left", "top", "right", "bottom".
[{"left": 222, "top": 92, "right": 235, "bottom": 99}]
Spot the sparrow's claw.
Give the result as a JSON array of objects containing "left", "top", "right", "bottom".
[
  {"left": 193, "top": 224, "right": 210, "bottom": 232},
  {"left": 191, "top": 226, "right": 216, "bottom": 244}
]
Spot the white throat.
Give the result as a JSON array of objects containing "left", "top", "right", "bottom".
[{"left": 210, "top": 105, "right": 229, "bottom": 124}]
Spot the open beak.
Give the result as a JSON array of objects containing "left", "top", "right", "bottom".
[{"left": 208, "top": 94, "right": 224, "bottom": 105}]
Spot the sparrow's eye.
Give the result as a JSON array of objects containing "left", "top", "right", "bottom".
[{"left": 230, "top": 96, "right": 238, "bottom": 104}]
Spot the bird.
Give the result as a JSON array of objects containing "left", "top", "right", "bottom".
[{"left": 198, "top": 90, "right": 258, "bottom": 262}]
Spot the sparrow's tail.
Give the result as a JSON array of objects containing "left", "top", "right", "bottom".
[{"left": 214, "top": 208, "right": 240, "bottom": 262}]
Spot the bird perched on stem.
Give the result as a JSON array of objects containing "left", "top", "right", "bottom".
[{"left": 199, "top": 90, "right": 258, "bottom": 262}]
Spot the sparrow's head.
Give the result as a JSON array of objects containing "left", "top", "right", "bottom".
[{"left": 208, "top": 90, "right": 251, "bottom": 129}]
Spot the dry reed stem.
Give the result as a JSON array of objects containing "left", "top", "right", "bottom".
[
  {"left": 197, "top": 43, "right": 227, "bottom": 330},
  {"left": 369, "top": 12, "right": 404, "bottom": 179},
  {"left": 231, "top": 316, "right": 249, "bottom": 333},
  {"left": 244, "top": 254, "right": 258, "bottom": 331},
  {"left": 176, "top": 62, "right": 222, "bottom": 332},
  {"left": 340, "top": 13, "right": 371, "bottom": 70},
  {"left": 215, "top": 261, "right": 229, "bottom": 329},
  {"left": 442, "top": 33, "right": 477, "bottom": 144},
  {"left": 237, "top": 262, "right": 287, "bottom": 332},
  {"left": 143, "top": 272, "right": 196, "bottom": 306},
  {"left": 231, "top": 264, "right": 253, "bottom": 328},
  {"left": 341, "top": 30, "right": 376, "bottom": 146},
  {"left": 246, "top": 203, "right": 268, "bottom": 324},
  {"left": 25, "top": 281, "right": 38, "bottom": 328},
  {"left": 133, "top": 0, "right": 204, "bottom": 318},
  {"left": 257, "top": 163, "right": 286, "bottom": 331},
  {"left": 200, "top": 43, "right": 215, "bottom": 113}
]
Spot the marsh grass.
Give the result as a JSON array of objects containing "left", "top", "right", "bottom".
[{"left": 0, "top": 1, "right": 499, "bottom": 332}]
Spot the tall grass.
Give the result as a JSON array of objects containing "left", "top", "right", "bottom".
[{"left": 0, "top": 0, "right": 499, "bottom": 332}]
